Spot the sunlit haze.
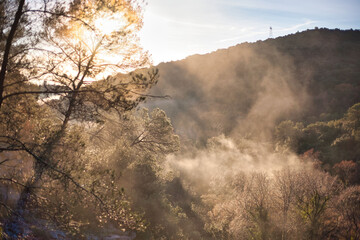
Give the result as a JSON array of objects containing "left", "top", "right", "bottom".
[
  {"left": 2, "top": 0, "right": 360, "bottom": 238},
  {"left": 94, "top": 12, "right": 129, "bottom": 35},
  {"left": 139, "top": 0, "right": 360, "bottom": 64}
]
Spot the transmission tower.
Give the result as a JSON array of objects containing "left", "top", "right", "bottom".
[{"left": 269, "top": 26, "right": 273, "bottom": 38}]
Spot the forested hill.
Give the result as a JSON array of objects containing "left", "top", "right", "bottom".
[{"left": 144, "top": 28, "right": 360, "bottom": 141}]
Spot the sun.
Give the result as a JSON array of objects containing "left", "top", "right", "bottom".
[{"left": 94, "top": 13, "right": 128, "bottom": 35}]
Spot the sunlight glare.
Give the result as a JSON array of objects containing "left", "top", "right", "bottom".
[{"left": 94, "top": 13, "right": 128, "bottom": 35}]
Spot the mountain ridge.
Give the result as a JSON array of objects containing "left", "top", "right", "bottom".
[{"left": 143, "top": 28, "right": 360, "bottom": 141}]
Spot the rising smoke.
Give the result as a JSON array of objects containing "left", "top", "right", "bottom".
[
  {"left": 136, "top": 29, "right": 360, "bottom": 239},
  {"left": 145, "top": 41, "right": 309, "bottom": 142}
]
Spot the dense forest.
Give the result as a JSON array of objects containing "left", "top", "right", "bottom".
[
  {"left": 146, "top": 28, "right": 360, "bottom": 142},
  {"left": 0, "top": 0, "right": 360, "bottom": 239}
]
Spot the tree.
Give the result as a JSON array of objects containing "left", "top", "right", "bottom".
[
  {"left": 293, "top": 169, "right": 340, "bottom": 240},
  {"left": 274, "top": 120, "right": 303, "bottom": 152},
  {"left": 273, "top": 168, "right": 297, "bottom": 240},
  {"left": 333, "top": 160, "right": 359, "bottom": 186},
  {"left": 0, "top": 0, "right": 158, "bottom": 238},
  {"left": 0, "top": 0, "right": 148, "bottom": 106},
  {"left": 88, "top": 108, "right": 183, "bottom": 239},
  {"left": 345, "top": 102, "right": 360, "bottom": 131},
  {"left": 240, "top": 172, "right": 273, "bottom": 240},
  {"left": 204, "top": 172, "right": 247, "bottom": 240},
  {"left": 204, "top": 172, "right": 274, "bottom": 240},
  {"left": 334, "top": 186, "right": 360, "bottom": 239},
  {"left": 0, "top": 0, "right": 26, "bottom": 107}
]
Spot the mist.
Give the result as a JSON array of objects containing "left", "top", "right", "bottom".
[
  {"left": 133, "top": 29, "right": 360, "bottom": 239},
  {"left": 165, "top": 135, "right": 314, "bottom": 194},
  {"left": 143, "top": 35, "right": 312, "bottom": 197},
  {"left": 145, "top": 43, "right": 307, "bottom": 142},
  {"left": 144, "top": 29, "right": 360, "bottom": 142},
  {"left": 2, "top": 25, "right": 359, "bottom": 239}
]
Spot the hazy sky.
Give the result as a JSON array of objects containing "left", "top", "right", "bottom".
[{"left": 139, "top": 0, "right": 360, "bottom": 64}]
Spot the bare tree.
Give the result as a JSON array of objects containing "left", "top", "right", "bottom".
[
  {"left": 273, "top": 168, "right": 297, "bottom": 240},
  {"left": 334, "top": 186, "right": 360, "bottom": 239},
  {"left": 293, "top": 169, "right": 340, "bottom": 240}
]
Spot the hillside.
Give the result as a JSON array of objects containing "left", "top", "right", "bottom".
[{"left": 144, "top": 28, "right": 360, "bottom": 141}]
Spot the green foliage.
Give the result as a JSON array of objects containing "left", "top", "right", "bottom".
[
  {"left": 345, "top": 102, "right": 360, "bottom": 132},
  {"left": 86, "top": 108, "right": 207, "bottom": 239},
  {"left": 275, "top": 120, "right": 303, "bottom": 151},
  {"left": 275, "top": 102, "right": 360, "bottom": 166},
  {"left": 1, "top": 5, "right": 360, "bottom": 239}
]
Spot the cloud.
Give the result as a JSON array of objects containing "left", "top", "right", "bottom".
[
  {"left": 146, "top": 13, "right": 229, "bottom": 30},
  {"left": 217, "top": 19, "right": 315, "bottom": 44},
  {"left": 276, "top": 20, "right": 317, "bottom": 32},
  {"left": 141, "top": 0, "right": 360, "bottom": 63},
  {"left": 218, "top": 0, "right": 358, "bottom": 17},
  {"left": 218, "top": 28, "right": 266, "bottom": 43}
]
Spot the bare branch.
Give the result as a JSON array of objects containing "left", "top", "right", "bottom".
[
  {"left": 128, "top": 89, "right": 171, "bottom": 99},
  {"left": 0, "top": 178, "right": 28, "bottom": 188},
  {"left": 3, "top": 79, "right": 28, "bottom": 88},
  {"left": 2, "top": 88, "right": 105, "bottom": 101},
  {"left": 0, "top": 135, "right": 108, "bottom": 211},
  {"left": 0, "top": 159, "right": 11, "bottom": 165},
  {"left": 23, "top": 9, "right": 95, "bottom": 31},
  {"left": 0, "top": 201, "right": 16, "bottom": 215}
]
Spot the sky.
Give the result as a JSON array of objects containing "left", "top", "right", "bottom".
[{"left": 139, "top": 0, "right": 360, "bottom": 64}]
